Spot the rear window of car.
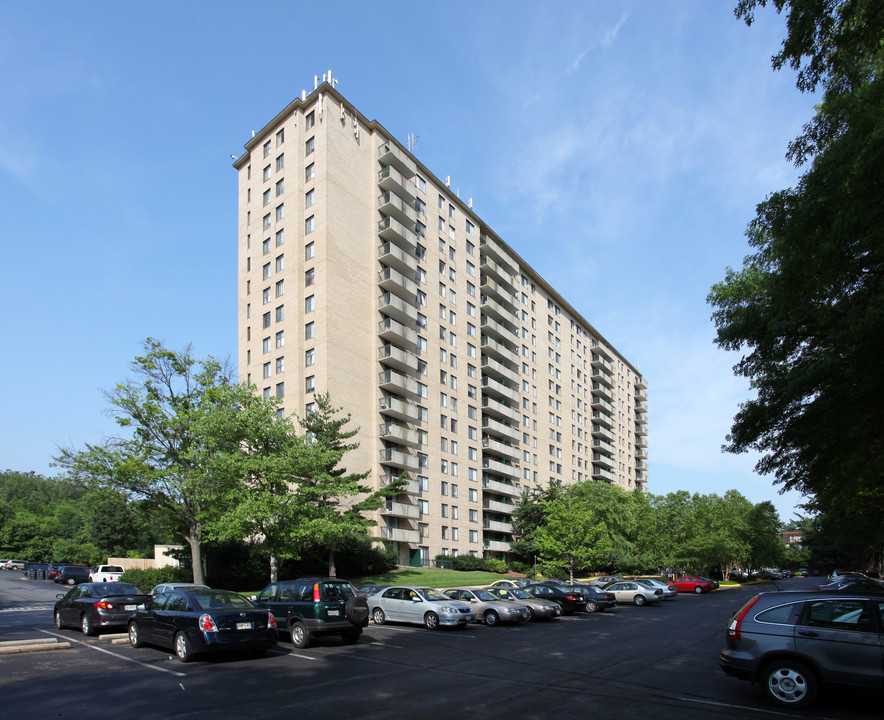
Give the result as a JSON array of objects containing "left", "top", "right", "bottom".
[
  {"left": 319, "top": 582, "right": 356, "bottom": 601},
  {"left": 755, "top": 602, "right": 802, "bottom": 625},
  {"left": 102, "top": 566, "right": 124, "bottom": 573},
  {"left": 192, "top": 591, "right": 254, "bottom": 610}
]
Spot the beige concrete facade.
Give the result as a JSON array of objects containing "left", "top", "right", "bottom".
[{"left": 234, "top": 83, "right": 648, "bottom": 566}]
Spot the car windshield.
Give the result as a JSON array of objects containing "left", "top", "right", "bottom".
[
  {"left": 418, "top": 588, "right": 448, "bottom": 601},
  {"left": 505, "top": 588, "right": 532, "bottom": 599},
  {"left": 191, "top": 590, "right": 255, "bottom": 610},
  {"left": 471, "top": 589, "right": 496, "bottom": 601}
]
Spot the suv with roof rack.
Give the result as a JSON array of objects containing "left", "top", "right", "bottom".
[
  {"left": 251, "top": 577, "right": 369, "bottom": 649},
  {"left": 720, "top": 589, "right": 884, "bottom": 709}
]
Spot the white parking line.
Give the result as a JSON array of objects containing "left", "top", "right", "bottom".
[
  {"left": 38, "top": 629, "right": 186, "bottom": 677},
  {"left": 676, "top": 696, "right": 795, "bottom": 717},
  {"left": 288, "top": 652, "right": 319, "bottom": 660},
  {"left": 0, "top": 605, "right": 54, "bottom": 613}
]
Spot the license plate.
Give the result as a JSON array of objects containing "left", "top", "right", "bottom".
[
  {"left": 124, "top": 605, "right": 137, "bottom": 612},
  {"left": 236, "top": 622, "right": 252, "bottom": 630},
  {"left": 327, "top": 609, "right": 340, "bottom": 616}
]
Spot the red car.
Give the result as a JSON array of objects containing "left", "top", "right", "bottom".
[{"left": 668, "top": 576, "right": 715, "bottom": 594}]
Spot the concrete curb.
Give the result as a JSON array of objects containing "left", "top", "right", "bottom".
[{"left": 0, "top": 639, "right": 71, "bottom": 654}]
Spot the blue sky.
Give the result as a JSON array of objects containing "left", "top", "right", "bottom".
[{"left": 1, "top": 1, "right": 814, "bottom": 522}]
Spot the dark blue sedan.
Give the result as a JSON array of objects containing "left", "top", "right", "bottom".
[{"left": 128, "top": 588, "right": 278, "bottom": 662}]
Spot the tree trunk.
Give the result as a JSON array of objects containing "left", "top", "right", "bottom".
[
  {"left": 328, "top": 547, "right": 336, "bottom": 577},
  {"left": 269, "top": 553, "right": 278, "bottom": 583},
  {"left": 187, "top": 523, "right": 204, "bottom": 585}
]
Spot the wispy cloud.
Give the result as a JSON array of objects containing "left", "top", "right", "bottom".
[{"left": 602, "top": 14, "right": 628, "bottom": 47}]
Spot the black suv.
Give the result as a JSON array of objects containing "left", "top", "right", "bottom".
[
  {"left": 720, "top": 590, "right": 884, "bottom": 709},
  {"left": 251, "top": 577, "right": 369, "bottom": 648},
  {"left": 54, "top": 565, "right": 91, "bottom": 585}
]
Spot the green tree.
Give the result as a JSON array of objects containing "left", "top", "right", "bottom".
[
  {"left": 54, "top": 338, "right": 250, "bottom": 584},
  {"left": 709, "top": 2, "right": 884, "bottom": 528},
  {"left": 533, "top": 491, "right": 610, "bottom": 582}
]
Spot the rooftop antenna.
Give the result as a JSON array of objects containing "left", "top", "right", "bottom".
[
  {"left": 251, "top": 130, "right": 255, "bottom": 138},
  {"left": 445, "top": 176, "right": 451, "bottom": 187},
  {"left": 469, "top": 198, "right": 473, "bottom": 208},
  {"left": 327, "top": 69, "right": 338, "bottom": 88},
  {"left": 407, "top": 133, "right": 420, "bottom": 152},
  {"left": 314, "top": 75, "right": 319, "bottom": 90}
]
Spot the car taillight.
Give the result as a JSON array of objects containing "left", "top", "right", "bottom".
[
  {"left": 727, "top": 596, "right": 760, "bottom": 641},
  {"left": 94, "top": 601, "right": 114, "bottom": 610},
  {"left": 313, "top": 584, "right": 321, "bottom": 602},
  {"left": 268, "top": 612, "right": 276, "bottom": 628},
  {"left": 199, "top": 614, "right": 218, "bottom": 632}
]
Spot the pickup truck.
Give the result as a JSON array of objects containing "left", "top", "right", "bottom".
[{"left": 90, "top": 565, "right": 124, "bottom": 582}]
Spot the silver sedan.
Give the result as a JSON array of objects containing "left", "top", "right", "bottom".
[
  {"left": 635, "top": 578, "right": 678, "bottom": 600},
  {"left": 483, "top": 585, "right": 562, "bottom": 620},
  {"left": 443, "top": 587, "right": 531, "bottom": 625},
  {"left": 604, "top": 581, "right": 664, "bottom": 606}
]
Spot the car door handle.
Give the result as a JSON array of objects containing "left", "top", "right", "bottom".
[{"left": 797, "top": 630, "right": 820, "bottom": 637}]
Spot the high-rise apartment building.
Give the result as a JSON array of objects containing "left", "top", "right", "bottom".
[{"left": 234, "top": 81, "right": 648, "bottom": 566}]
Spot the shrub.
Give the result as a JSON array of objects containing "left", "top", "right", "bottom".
[
  {"left": 452, "top": 555, "right": 485, "bottom": 571},
  {"left": 434, "top": 554, "right": 454, "bottom": 569},
  {"left": 483, "top": 557, "right": 507, "bottom": 574},
  {"left": 119, "top": 566, "right": 191, "bottom": 592}
]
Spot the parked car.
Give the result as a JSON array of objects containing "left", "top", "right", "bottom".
[
  {"left": 150, "top": 582, "right": 210, "bottom": 595},
  {"left": 698, "top": 576, "right": 721, "bottom": 589},
  {"left": 442, "top": 587, "right": 530, "bottom": 625},
  {"left": 90, "top": 565, "right": 124, "bottom": 583},
  {"left": 587, "top": 575, "right": 624, "bottom": 587},
  {"left": 128, "top": 587, "right": 278, "bottom": 662},
  {"left": 368, "top": 586, "right": 475, "bottom": 629},
  {"left": 482, "top": 585, "right": 562, "bottom": 620},
  {"left": 53, "top": 565, "right": 91, "bottom": 585},
  {"left": 251, "top": 577, "right": 369, "bottom": 648},
  {"left": 633, "top": 578, "right": 678, "bottom": 600},
  {"left": 720, "top": 590, "right": 884, "bottom": 709},
  {"left": 4, "top": 560, "right": 26, "bottom": 571},
  {"left": 54, "top": 582, "right": 150, "bottom": 636},
  {"left": 827, "top": 569, "right": 868, "bottom": 583},
  {"left": 522, "top": 583, "right": 586, "bottom": 614},
  {"left": 568, "top": 583, "right": 617, "bottom": 612},
  {"left": 488, "top": 578, "right": 533, "bottom": 589},
  {"left": 47, "top": 562, "right": 78, "bottom": 581},
  {"left": 668, "top": 576, "right": 716, "bottom": 594},
  {"left": 817, "top": 577, "right": 884, "bottom": 593},
  {"left": 357, "top": 584, "right": 389, "bottom": 597},
  {"left": 604, "top": 580, "right": 664, "bottom": 606}
]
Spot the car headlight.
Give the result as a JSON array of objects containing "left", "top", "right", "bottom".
[{"left": 439, "top": 606, "right": 458, "bottom": 613}]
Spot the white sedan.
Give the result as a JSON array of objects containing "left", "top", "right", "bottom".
[{"left": 604, "top": 581, "right": 664, "bottom": 606}]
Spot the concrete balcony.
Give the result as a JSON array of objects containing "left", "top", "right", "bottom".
[
  {"left": 482, "top": 436, "right": 520, "bottom": 462},
  {"left": 483, "top": 539, "right": 511, "bottom": 552},
  {"left": 592, "top": 436, "right": 615, "bottom": 454},
  {"left": 635, "top": 447, "right": 648, "bottom": 460},
  {"left": 591, "top": 354, "right": 613, "bottom": 373},
  {"left": 382, "top": 526, "right": 420, "bottom": 544},
  {"left": 378, "top": 343, "right": 419, "bottom": 373},
  {"left": 378, "top": 191, "right": 416, "bottom": 226},
  {"left": 378, "top": 317, "right": 418, "bottom": 349},
  {"left": 635, "top": 376, "right": 648, "bottom": 391},
  {"left": 378, "top": 368, "right": 421, "bottom": 399},
  {"left": 479, "top": 254, "right": 515, "bottom": 292},
  {"left": 481, "top": 375, "right": 520, "bottom": 404},
  {"left": 377, "top": 165, "right": 416, "bottom": 203},
  {"left": 379, "top": 447, "right": 420, "bottom": 471},
  {"left": 635, "top": 412, "right": 648, "bottom": 425},
  {"left": 591, "top": 423, "right": 615, "bottom": 442},
  {"left": 377, "top": 141, "right": 416, "bottom": 177},
  {"left": 480, "top": 276, "right": 517, "bottom": 309},
  {"left": 482, "top": 497, "right": 514, "bottom": 515},
  {"left": 482, "top": 475, "right": 521, "bottom": 496},
  {"left": 635, "top": 401, "right": 648, "bottom": 413},
  {"left": 378, "top": 216, "right": 416, "bottom": 252},
  {"left": 591, "top": 410, "right": 615, "bottom": 429},
  {"left": 480, "top": 335, "right": 518, "bottom": 364},
  {"left": 592, "top": 466, "right": 615, "bottom": 483},
  {"left": 590, "top": 367, "right": 614, "bottom": 388},
  {"left": 480, "top": 315, "right": 518, "bottom": 342},
  {"left": 378, "top": 241, "right": 417, "bottom": 275},
  {"left": 635, "top": 387, "right": 648, "bottom": 402},
  {"left": 482, "top": 457, "right": 521, "bottom": 481},
  {"left": 378, "top": 291, "right": 416, "bottom": 326},
  {"left": 479, "top": 235, "right": 517, "bottom": 276},
  {"left": 592, "top": 453, "right": 615, "bottom": 470},
  {"left": 482, "top": 416, "right": 520, "bottom": 443},
  {"left": 591, "top": 395, "right": 614, "bottom": 414},
  {"left": 636, "top": 435, "right": 648, "bottom": 448},
  {"left": 481, "top": 395, "right": 520, "bottom": 424},
  {"left": 481, "top": 355, "right": 519, "bottom": 385},
  {"left": 482, "top": 519, "right": 514, "bottom": 534},
  {"left": 590, "top": 339, "right": 613, "bottom": 361},
  {"left": 480, "top": 295, "right": 519, "bottom": 327},
  {"left": 379, "top": 395, "right": 422, "bottom": 423},
  {"left": 380, "top": 473, "right": 419, "bottom": 495},
  {"left": 381, "top": 500, "right": 419, "bottom": 520},
  {"left": 379, "top": 421, "right": 419, "bottom": 447},
  {"left": 635, "top": 422, "right": 648, "bottom": 437},
  {"left": 591, "top": 382, "right": 614, "bottom": 402}
]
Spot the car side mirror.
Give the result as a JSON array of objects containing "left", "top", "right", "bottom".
[
  {"left": 56, "top": 594, "right": 65, "bottom": 600},
  {"left": 412, "top": 596, "right": 421, "bottom": 602},
  {"left": 250, "top": 595, "right": 258, "bottom": 601}
]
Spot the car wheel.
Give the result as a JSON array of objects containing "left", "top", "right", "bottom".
[
  {"left": 484, "top": 610, "right": 499, "bottom": 626},
  {"left": 174, "top": 632, "right": 194, "bottom": 663},
  {"left": 526, "top": 607, "right": 536, "bottom": 622},
  {"left": 761, "top": 660, "right": 817, "bottom": 709},
  {"left": 66, "top": 577, "right": 76, "bottom": 585},
  {"left": 340, "top": 630, "right": 361, "bottom": 644},
  {"left": 633, "top": 594, "right": 646, "bottom": 606},
  {"left": 586, "top": 601, "right": 598, "bottom": 613},
  {"left": 54, "top": 610, "right": 65, "bottom": 629},
  {"left": 372, "top": 607, "right": 386, "bottom": 625},
  {"left": 424, "top": 612, "right": 440, "bottom": 630},
  {"left": 290, "top": 622, "right": 311, "bottom": 649},
  {"left": 344, "top": 597, "right": 369, "bottom": 625},
  {"left": 694, "top": 585, "right": 704, "bottom": 594},
  {"left": 81, "top": 613, "right": 97, "bottom": 636},
  {"left": 128, "top": 622, "right": 143, "bottom": 648}
]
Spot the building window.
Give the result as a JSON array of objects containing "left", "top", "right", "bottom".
[
  {"left": 305, "top": 321, "right": 315, "bottom": 339},
  {"left": 276, "top": 154, "right": 284, "bottom": 172},
  {"left": 276, "top": 179, "right": 284, "bottom": 196},
  {"left": 275, "top": 255, "right": 284, "bottom": 272},
  {"left": 263, "top": 387, "right": 271, "bottom": 399},
  {"left": 263, "top": 140, "right": 271, "bottom": 158},
  {"left": 305, "top": 295, "right": 315, "bottom": 313},
  {"left": 305, "top": 241, "right": 315, "bottom": 260},
  {"left": 305, "top": 189, "right": 315, "bottom": 208},
  {"left": 262, "top": 263, "right": 271, "bottom": 280},
  {"left": 276, "top": 356, "right": 285, "bottom": 373},
  {"left": 276, "top": 382, "right": 284, "bottom": 398},
  {"left": 469, "top": 530, "right": 478, "bottom": 543},
  {"left": 305, "top": 375, "right": 315, "bottom": 393},
  {"left": 262, "top": 288, "right": 271, "bottom": 304},
  {"left": 263, "top": 214, "right": 271, "bottom": 230},
  {"left": 262, "top": 311, "right": 271, "bottom": 329},
  {"left": 305, "top": 215, "right": 315, "bottom": 234},
  {"left": 262, "top": 189, "right": 271, "bottom": 206},
  {"left": 305, "top": 137, "right": 315, "bottom": 156},
  {"left": 275, "top": 229, "right": 284, "bottom": 246},
  {"left": 275, "top": 305, "right": 284, "bottom": 322},
  {"left": 276, "top": 128, "right": 284, "bottom": 146},
  {"left": 263, "top": 362, "right": 271, "bottom": 379},
  {"left": 262, "top": 238, "right": 270, "bottom": 255},
  {"left": 305, "top": 162, "right": 315, "bottom": 182},
  {"left": 275, "top": 330, "right": 285, "bottom": 348},
  {"left": 305, "top": 110, "right": 315, "bottom": 129},
  {"left": 305, "top": 348, "right": 315, "bottom": 367},
  {"left": 305, "top": 268, "right": 315, "bottom": 287},
  {"left": 275, "top": 204, "right": 284, "bottom": 222},
  {"left": 416, "top": 175, "right": 426, "bottom": 192},
  {"left": 418, "top": 499, "right": 429, "bottom": 515},
  {"left": 275, "top": 280, "right": 284, "bottom": 297},
  {"left": 263, "top": 165, "right": 271, "bottom": 182},
  {"left": 262, "top": 337, "right": 271, "bottom": 354}
]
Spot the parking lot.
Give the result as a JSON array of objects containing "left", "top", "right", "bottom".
[{"left": 0, "top": 572, "right": 878, "bottom": 719}]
